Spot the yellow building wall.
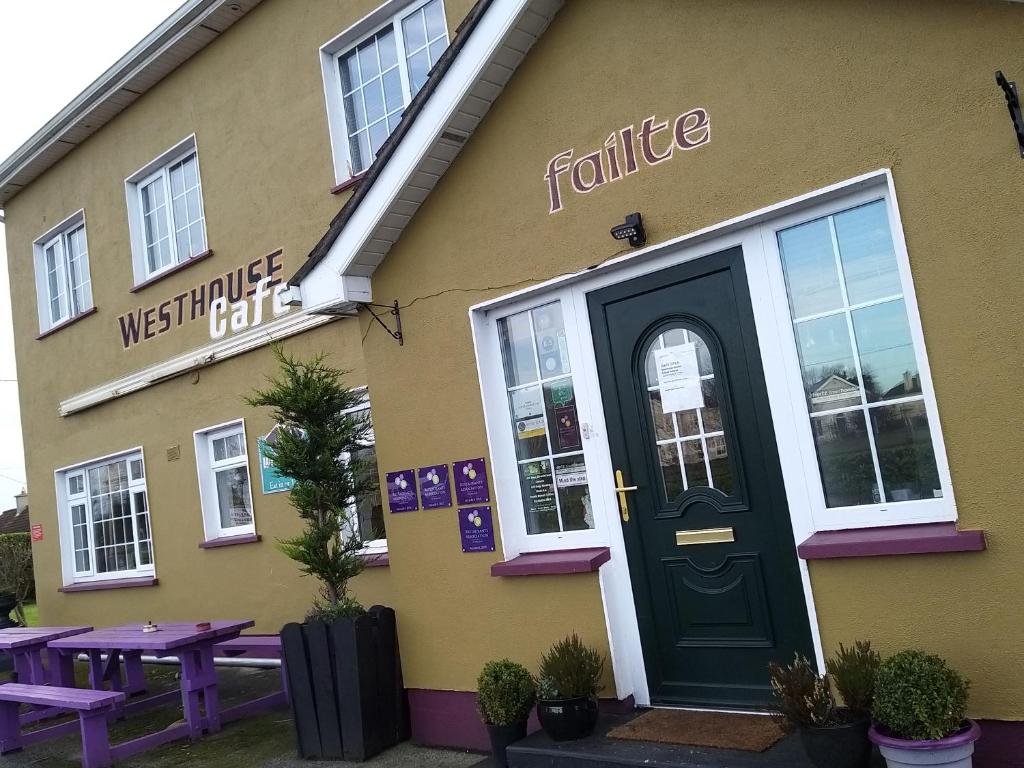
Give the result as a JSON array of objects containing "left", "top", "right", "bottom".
[
  {"left": 3, "top": 0, "right": 1024, "bottom": 718},
  {"left": 354, "top": 0, "right": 1024, "bottom": 714}
]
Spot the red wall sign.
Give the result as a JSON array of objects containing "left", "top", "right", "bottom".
[{"left": 31, "top": 524, "right": 43, "bottom": 542}]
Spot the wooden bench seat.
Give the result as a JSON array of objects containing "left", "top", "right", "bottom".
[
  {"left": 0, "top": 684, "right": 125, "bottom": 768},
  {"left": 213, "top": 634, "right": 282, "bottom": 659}
]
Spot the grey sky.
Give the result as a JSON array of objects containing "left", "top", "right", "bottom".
[{"left": 0, "top": 1, "right": 185, "bottom": 510}]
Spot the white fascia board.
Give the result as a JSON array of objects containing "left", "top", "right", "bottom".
[
  {"left": 294, "top": 0, "right": 537, "bottom": 310},
  {"left": 59, "top": 309, "right": 336, "bottom": 416}
]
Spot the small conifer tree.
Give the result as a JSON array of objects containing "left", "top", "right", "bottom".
[{"left": 247, "top": 345, "right": 376, "bottom": 621}]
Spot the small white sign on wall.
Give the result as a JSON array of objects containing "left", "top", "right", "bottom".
[{"left": 655, "top": 343, "right": 705, "bottom": 413}]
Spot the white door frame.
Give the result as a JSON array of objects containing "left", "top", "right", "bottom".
[{"left": 469, "top": 168, "right": 903, "bottom": 707}]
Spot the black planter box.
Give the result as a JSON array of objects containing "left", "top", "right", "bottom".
[{"left": 281, "top": 605, "right": 408, "bottom": 761}]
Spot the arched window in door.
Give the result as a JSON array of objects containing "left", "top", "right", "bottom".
[{"left": 643, "top": 326, "right": 736, "bottom": 502}]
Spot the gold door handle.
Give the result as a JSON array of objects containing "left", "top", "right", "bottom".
[{"left": 614, "top": 469, "right": 638, "bottom": 522}]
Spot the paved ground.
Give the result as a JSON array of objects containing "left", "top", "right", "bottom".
[{"left": 0, "top": 664, "right": 482, "bottom": 767}]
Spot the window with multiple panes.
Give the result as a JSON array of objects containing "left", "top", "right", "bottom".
[
  {"left": 195, "top": 421, "right": 255, "bottom": 539},
  {"left": 34, "top": 216, "right": 93, "bottom": 332},
  {"left": 60, "top": 452, "right": 153, "bottom": 582},
  {"left": 776, "top": 199, "right": 942, "bottom": 510},
  {"left": 136, "top": 150, "right": 207, "bottom": 278},
  {"left": 497, "top": 301, "right": 594, "bottom": 535},
  {"left": 333, "top": 0, "right": 449, "bottom": 175}
]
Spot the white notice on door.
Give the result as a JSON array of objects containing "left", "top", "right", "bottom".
[{"left": 655, "top": 343, "right": 704, "bottom": 413}]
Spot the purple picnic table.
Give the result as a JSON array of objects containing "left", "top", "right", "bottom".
[
  {"left": 46, "top": 620, "right": 274, "bottom": 760},
  {"left": 0, "top": 626, "right": 92, "bottom": 687}
]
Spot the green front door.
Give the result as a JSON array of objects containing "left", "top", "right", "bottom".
[{"left": 589, "top": 247, "right": 814, "bottom": 709}]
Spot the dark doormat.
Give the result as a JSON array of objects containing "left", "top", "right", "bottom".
[{"left": 606, "top": 709, "right": 786, "bottom": 752}]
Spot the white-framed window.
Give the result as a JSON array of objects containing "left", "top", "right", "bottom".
[
  {"left": 194, "top": 420, "right": 256, "bottom": 541},
  {"left": 32, "top": 210, "right": 93, "bottom": 333},
  {"left": 764, "top": 189, "right": 955, "bottom": 531},
  {"left": 476, "top": 291, "right": 612, "bottom": 558},
  {"left": 320, "top": 0, "right": 449, "bottom": 183},
  {"left": 55, "top": 448, "right": 154, "bottom": 584},
  {"left": 343, "top": 395, "right": 387, "bottom": 554},
  {"left": 125, "top": 135, "right": 208, "bottom": 285}
]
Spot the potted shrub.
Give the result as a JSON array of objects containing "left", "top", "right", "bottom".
[
  {"left": 535, "top": 633, "right": 604, "bottom": 741},
  {"left": 249, "top": 347, "right": 404, "bottom": 761},
  {"left": 769, "top": 648, "right": 874, "bottom": 768},
  {"left": 870, "top": 650, "right": 980, "bottom": 768},
  {"left": 477, "top": 659, "right": 536, "bottom": 768}
]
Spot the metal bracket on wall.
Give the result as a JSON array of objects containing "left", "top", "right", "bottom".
[
  {"left": 358, "top": 300, "right": 403, "bottom": 346},
  {"left": 996, "top": 70, "right": 1024, "bottom": 158}
]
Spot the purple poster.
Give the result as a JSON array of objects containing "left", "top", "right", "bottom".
[
  {"left": 554, "top": 405, "right": 581, "bottom": 451},
  {"left": 386, "top": 470, "right": 418, "bottom": 513},
  {"left": 454, "top": 457, "right": 490, "bottom": 505},
  {"left": 459, "top": 506, "right": 495, "bottom": 553},
  {"left": 418, "top": 464, "right": 452, "bottom": 509}
]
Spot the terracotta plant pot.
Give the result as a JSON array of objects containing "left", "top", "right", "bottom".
[
  {"left": 869, "top": 720, "right": 981, "bottom": 768},
  {"left": 800, "top": 716, "right": 871, "bottom": 768},
  {"left": 537, "top": 696, "right": 599, "bottom": 741},
  {"left": 486, "top": 721, "right": 527, "bottom": 768}
]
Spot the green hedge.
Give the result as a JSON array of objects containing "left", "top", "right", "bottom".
[{"left": 0, "top": 533, "right": 34, "bottom": 626}]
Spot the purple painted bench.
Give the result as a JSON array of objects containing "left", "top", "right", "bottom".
[{"left": 0, "top": 683, "right": 125, "bottom": 768}]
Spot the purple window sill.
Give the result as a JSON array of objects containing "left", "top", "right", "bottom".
[
  {"left": 36, "top": 307, "right": 98, "bottom": 340},
  {"left": 797, "top": 522, "right": 986, "bottom": 560},
  {"left": 129, "top": 249, "right": 213, "bottom": 293},
  {"left": 491, "top": 547, "right": 611, "bottom": 577},
  {"left": 59, "top": 577, "right": 158, "bottom": 593},
  {"left": 199, "top": 533, "right": 262, "bottom": 549},
  {"left": 358, "top": 552, "right": 390, "bottom": 568}
]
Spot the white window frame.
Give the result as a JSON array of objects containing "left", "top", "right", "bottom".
[
  {"left": 194, "top": 419, "right": 257, "bottom": 541},
  {"left": 32, "top": 209, "right": 93, "bottom": 334},
  {"left": 319, "top": 0, "right": 449, "bottom": 185},
  {"left": 124, "top": 134, "right": 208, "bottom": 286},
  {"left": 341, "top": 391, "right": 388, "bottom": 555},
  {"left": 759, "top": 186, "right": 956, "bottom": 531},
  {"left": 54, "top": 447, "right": 155, "bottom": 586}
]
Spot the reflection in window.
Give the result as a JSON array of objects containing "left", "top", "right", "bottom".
[
  {"left": 498, "top": 302, "right": 593, "bottom": 534},
  {"left": 778, "top": 200, "right": 941, "bottom": 508},
  {"left": 644, "top": 328, "right": 734, "bottom": 500}
]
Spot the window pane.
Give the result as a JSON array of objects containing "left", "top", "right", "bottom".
[
  {"left": 871, "top": 401, "right": 941, "bottom": 502},
  {"left": 363, "top": 79, "right": 386, "bottom": 124},
  {"left": 520, "top": 459, "right": 558, "bottom": 534},
  {"left": 357, "top": 39, "right": 380, "bottom": 80},
  {"left": 810, "top": 410, "right": 879, "bottom": 507},
  {"left": 343, "top": 92, "right": 365, "bottom": 134},
  {"left": 382, "top": 68, "right": 403, "bottom": 112},
  {"left": 352, "top": 443, "right": 384, "bottom": 542},
  {"left": 378, "top": 28, "right": 398, "bottom": 69},
  {"left": 707, "top": 435, "right": 733, "bottom": 493},
  {"left": 216, "top": 466, "right": 253, "bottom": 529},
  {"left": 428, "top": 37, "right": 446, "bottom": 67},
  {"left": 407, "top": 49, "right": 430, "bottom": 93},
  {"left": 350, "top": 131, "right": 372, "bottom": 174},
  {"left": 650, "top": 391, "right": 675, "bottom": 441},
  {"left": 682, "top": 440, "right": 707, "bottom": 489},
  {"left": 852, "top": 299, "right": 920, "bottom": 402},
  {"left": 423, "top": 0, "right": 446, "bottom": 39},
  {"left": 340, "top": 52, "right": 360, "bottom": 93},
  {"left": 532, "top": 303, "right": 569, "bottom": 378},
  {"left": 779, "top": 217, "right": 843, "bottom": 318},
  {"left": 509, "top": 385, "right": 547, "bottom": 460},
  {"left": 834, "top": 200, "right": 901, "bottom": 304},
  {"left": 658, "top": 444, "right": 684, "bottom": 500},
  {"left": 554, "top": 455, "right": 592, "bottom": 531},
  {"left": 545, "top": 378, "right": 580, "bottom": 453},
  {"left": 130, "top": 459, "right": 144, "bottom": 480},
  {"left": 402, "top": 10, "right": 427, "bottom": 53},
  {"left": 498, "top": 310, "right": 537, "bottom": 387},
  {"left": 369, "top": 119, "right": 389, "bottom": 155},
  {"left": 795, "top": 314, "right": 862, "bottom": 412}
]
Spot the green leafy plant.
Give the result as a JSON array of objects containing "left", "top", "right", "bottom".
[
  {"left": 247, "top": 346, "right": 376, "bottom": 620},
  {"left": 825, "top": 640, "right": 880, "bottom": 718},
  {"left": 872, "top": 650, "right": 969, "bottom": 741},
  {"left": 537, "top": 633, "right": 605, "bottom": 700},
  {"left": 477, "top": 660, "right": 537, "bottom": 726},
  {"left": 0, "top": 534, "right": 34, "bottom": 626},
  {"left": 768, "top": 654, "right": 840, "bottom": 729}
]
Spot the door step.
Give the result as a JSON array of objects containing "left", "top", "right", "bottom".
[{"left": 489, "top": 713, "right": 885, "bottom": 768}]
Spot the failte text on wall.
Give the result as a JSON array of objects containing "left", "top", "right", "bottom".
[
  {"left": 116, "top": 250, "right": 290, "bottom": 350},
  {"left": 545, "top": 107, "right": 710, "bottom": 214}
]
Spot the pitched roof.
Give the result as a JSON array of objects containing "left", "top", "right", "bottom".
[
  {"left": 0, "top": 0, "right": 263, "bottom": 206},
  {"left": 0, "top": 507, "right": 30, "bottom": 536},
  {"left": 289, "top": 0, "right": 563, "bottom": 311}
]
